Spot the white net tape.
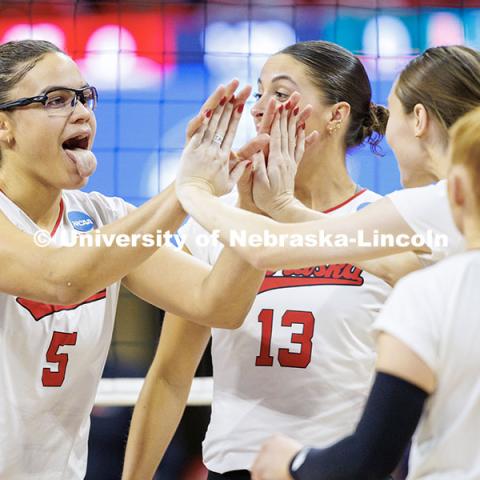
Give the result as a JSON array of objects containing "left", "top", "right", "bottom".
[{"left": 95, "top": 377, "right": 213, "bottom": 407}]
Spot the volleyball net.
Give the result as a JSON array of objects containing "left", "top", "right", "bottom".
[{"left": 96, "top": 377, "right": 213, "bottom": 407}]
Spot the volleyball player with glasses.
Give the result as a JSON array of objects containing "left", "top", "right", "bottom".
[
  {"left": 0, "top": 85, "right": 98, "bottom": 115},
  {"left": 0, "top": 39, "right": 278, "bottom": 480}
]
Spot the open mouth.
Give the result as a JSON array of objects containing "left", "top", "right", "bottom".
[
  {"left": 62, "top": 134, "right": 90, "bottom": 152},
  {"left": 61, "top": 132, "right": 97, "bottom": 178}
]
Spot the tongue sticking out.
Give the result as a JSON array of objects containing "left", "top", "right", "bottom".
[{"left": 65, "top": 148, "right": 97, "bottom": 178}]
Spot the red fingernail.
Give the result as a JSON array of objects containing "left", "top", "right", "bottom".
[
  {"left": 205, "top": 109, "right": 212, "bottom": 118},
  {"left": 220, "top": 96, "right": 227, "bottom": 106},
  {"left": 278, "top": 105, "right": 284, "bottom": 113},
  {"left": 229, "top": 95, "right": 235, "bottom": 104},
  {"left": 285, "top": 101, "right": 291, "bottom": 110},
  {"left": 301, "top": 122, "right": 306, "bottom": 130},
  {"left": 237, "top": 104, "right": 244, "bottom": 114},
  {"left": 293, "top": 106, "right": 299, "bottom": 116}
]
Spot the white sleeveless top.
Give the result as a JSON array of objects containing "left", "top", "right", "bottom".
[{"left": 0, "top": 190, "right": 129, "bottom": 479}]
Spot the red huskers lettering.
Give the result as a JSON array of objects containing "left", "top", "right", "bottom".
[
  {"left": 16, "top": 289, "right": 107, "bottom": 321},
  {"left": 258, "top": 264, "right": 364, "bottom": 294}
]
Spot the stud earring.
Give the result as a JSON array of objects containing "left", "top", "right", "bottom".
[{"left": 328, "top": 121, "right": 342, "bottom": 135}]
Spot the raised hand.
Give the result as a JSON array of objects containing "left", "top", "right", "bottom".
[
  {"left": 185, "top": 79, "right": 237, "bottom": 142},
  {"left": 235, "top": 153, "right": 263, "bottom": 214},
  {"left": 251, "top": 100, "right": 319, "bottom": 217},
  {"left": 255, "top": 92, "right": 318, "bottom": 154},
  {"left": 176, "top": 88, "right": 249, "bottom": 200},
  {"left": 186, "top": 79, "right": 269, "bottom": 162}
]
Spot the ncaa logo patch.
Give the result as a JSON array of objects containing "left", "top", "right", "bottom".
[
  {"left": 356, "top": 202, "right": 371, "bottom": 211},
  {"left": 68, "top": 211, "right": 96, "bottom": 232}
]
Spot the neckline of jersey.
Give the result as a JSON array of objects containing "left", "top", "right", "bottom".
[
  {"left": 50, "top": 198, "right": 65, "bottom": 237},
  {"left": 0, "top": 189, "right": 64, "bottom": 238},
  {"left": 323, "top": 188, "right": 367, "bottom": 214}
]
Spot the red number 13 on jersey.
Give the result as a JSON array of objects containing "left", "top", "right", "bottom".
[{"left": 256, "top": 309, "right": 315, "bottom": 368}]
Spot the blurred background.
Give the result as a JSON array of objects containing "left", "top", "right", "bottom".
[{"left": 1, "top": 0, "right": 478, "bottom": 478}]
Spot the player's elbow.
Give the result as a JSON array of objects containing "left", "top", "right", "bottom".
[
  {"left": 39, "top": 249, "right": 99, "bottom": 304},
  {"left": 194, "top": 290, "right": 245, "bottom": 328},
  {"left": 49, "top": 269, "right": 95, "bottom": 305},
  {"left": 150, "top": 368, "right": 193, "bottom": 396},
  {"left": 247, "top": 247, "right": 281, "bottom": 271},
  {"left": 209, "top": 313, "right": 244, "bottom": 329},
  {"left": 33, "top": 274, "right": 81, "bottom": 305},
  {"left": 192, "top": 305, "right": 244, "bottom": 329},
  {"left": 50, "top": 281, "right": 90, "bottom": 306},
  {"left": 226, "top": 315, "right": 245, "bottom": 329}
]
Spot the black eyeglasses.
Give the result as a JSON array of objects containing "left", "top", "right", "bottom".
[{"left": 0, "top": 86, "right": 98, "bottom": 117}]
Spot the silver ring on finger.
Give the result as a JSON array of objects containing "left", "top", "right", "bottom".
[{"left": 213, "top": 133, "right": 224, "bottom": 145}]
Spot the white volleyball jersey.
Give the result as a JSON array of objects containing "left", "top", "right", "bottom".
[
  {"left": 387, "top": 180, "right": 465, "bottom": 265},
  {"left": 0, "top": 190, "right": 130, "bottom": 480},
  {"left": 374, "top": 250, "right": 480, "bottom": 480},
  {"left": 180, "top": 189, "right": 392, "bottom": 473}
]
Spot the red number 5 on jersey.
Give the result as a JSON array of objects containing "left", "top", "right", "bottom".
[
  {"left": 256, "top": 309, "right": 315, "bottom": 368},
  {"left": 42, "top": 331, "right": 78, "bottom": 387}
]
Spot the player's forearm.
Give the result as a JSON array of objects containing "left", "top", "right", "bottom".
[
  {"left": 49, "top": 183, "right": 185, "bottom": 304},
  {"left": 123, "top": 314, "right": 209, "bottom": 480},
  {"left": 180, "top": 189, "right": 422, "bottom": 271},
  {"left": 267, "top": 198, "right": 326, "bottom": 223},
  {"left": 290, "top": 373, "right": 425, "bottom": 480},
  {"left": 356, "top": 252, "right": 423, "bottom": 287},
  {"left": 178, "top": 187, "right": 341, "bottom": 271},
  {"left": 196, "top": 246, "right": 264, "bottom": 328},
  {"left": 178, "top": 186, "right": 288, "bottom": 269},
  {"left": 122, "top": 377, "right": 190, "bottom": 480}
]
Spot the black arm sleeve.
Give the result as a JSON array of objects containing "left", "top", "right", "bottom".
[{"left": 290, "top": 372, "right": 428, "bottom": 480}]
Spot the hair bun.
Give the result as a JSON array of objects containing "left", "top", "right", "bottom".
[
  {"left": 365, "top": 102, "right": 389, "bottom": 133},
  {"left": 359, "top": 103, "right": 389, "bottom": 154}
]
